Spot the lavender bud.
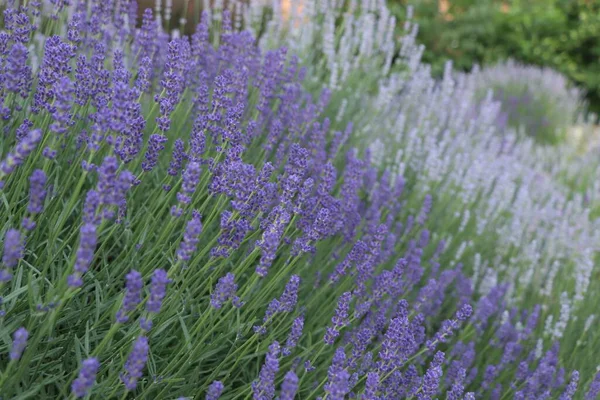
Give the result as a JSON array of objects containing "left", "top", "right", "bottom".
[{"left": 10, "top": 327, "right": 28, "bottom": 360}]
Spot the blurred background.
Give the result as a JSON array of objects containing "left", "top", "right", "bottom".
[
  {"left": 389, "top": 0, "right": 600, "bottom": 113},
  {"left": 139, "top": 0, "right": 600, "bottom": 113}
]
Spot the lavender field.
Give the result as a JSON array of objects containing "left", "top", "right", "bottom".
[{"left": 0, "top": 0, "right": 599, "bottom": 399}]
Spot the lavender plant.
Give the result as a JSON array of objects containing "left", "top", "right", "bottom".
[
  {"left": 470, "top": 59, "right": 589, "bottom": 145},
  {"left": 0, "top": 0, "right": 598, "bottom": 399}
]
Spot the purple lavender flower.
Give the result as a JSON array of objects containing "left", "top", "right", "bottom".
[
  {"left": 50, "top": 76, "right": 74, "bottom": 135},
  {"left": 135, "top": 56, "right": 153, "bottom": 95},
  {"left": 417, "top": 194, "right": 433, "bottom": 225},
  {"left": 177, "top": 211, "right": 203, "bottom": 262},
  {"left": 10, "top": 327, "right": 28, "bottom": 360},
  {"left": 206, "top": 380, "right": 224, "bottom": 400},
  {"left": 121, "top": 336, "right": 149, "bottom": 391},
  {"left": 586, "top": 371, "right": 600, "bottom": 399},
  {"left": 176, "top": 161, "right": 202, "bottom": 207},
  {"left": 15, "top": 119, "right": 33, "bottom": 142},
  {"left": 363, "top": 372, "right": 380, "bottom": 400},
  {"left": 421, "top": 351, "right": 445, "bottom": 397},
  {"left": 5, "top": 43, "right": 32, "bottom": 99},
  {"left": 324, "top": 348, "right": 350, "bottom": 400},
  {"left": 33, "top": 36, "right": 75, "bottom": 113},
  {"left": 447, "top": 367, "right": 466, "bottom": 400},
  {"left": 210, "top": 272, "right": 241, "bottom": 309},
  {"left": 280, "top": 371, "right": 298, "bottom": 400},
  {"left": 72, "top": 357, "right": 100, "bottom": 398},
  {"left": 67, "top": 223, "right": 97, "bottom": 288},
  {"left": 560, "top": 371, "right": 579, "bottom": 400},
  {"left": 283, "top": 316, "right": 304, "bottom": 356},
  {"left": 27, "top": 169, "right": 47, "bottom": 214},
  {"left": 142, "top": 134, "right": 168, "bottom": 172},
  {"left": 252, "top": 341, "right": 280, "bottom": 400},
  {"left": 168, "top": 139, "right": 187, "bottom": 176},
  {"left": 1, "top": 129, "right": 42, "bottom": 176},
  {"left": 83, "top": 190, "right": 100, "bottom": 224},
  {"left": 324, "top": 292, "right": 352, "bottom": 345},
  {"left": 256, "top": 207, "right": 291, "bottom": 277},
  {"left": 146, "top": 269, "right": 170, "bottom": 314},
  {"left": 155, "top": 39, "right": 191, "bottom": 132},
  {"left": 278, "top": 275, "right": 300, "bottom": 312},
  {"left": 2, "top": 228, "right": 23, "bottom": 273},
  {"left": 116, "top": 270, "right": 144, "bottom": 323}
]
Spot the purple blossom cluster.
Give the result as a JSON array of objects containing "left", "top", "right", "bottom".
[{"left": 0, "top": 2, "right": 592, "bottom": 400}]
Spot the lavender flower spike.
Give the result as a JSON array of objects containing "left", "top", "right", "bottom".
[
  {"left": 27, "top": 169, "right": 47, "bottom": 214},
  {"left": 278, "top": 275, "right": 300, "bottom": 312},
  {"left": 210, "top": 272, "right": 241, "bottom": 309},
  {"left": 10, "top": 327, "right": 29, "bottom": 360},
  {"left": 141, "top": 134, "right": 168, "bottom": 172},
  {"left": 560, "top": 371, "right": 579, "bottom": 400},
  {"left": 279, "top": 371, "right": 299, "bottom": 400},
  {"left": 116, "top": 270, "right": 144, "bottom": 323},
  {"left": 0, "top": 129, "right": 42, "bottom": 177},
  {"left": 177, "top": 211, "right": 203, "bottom": 262},
  {"left": 72, "top": 357, "right": 100, "bottom": 398},
  {"left": 324, "top": 292, "right": 352, "bottom": 345},
  {"left": 1, "top": 228, "right": 23, "bottom": 282},
  {"left": 146, "top": 269, "right": 170, "bottom": 314},
  {"left": 363, "top": 371, "right": 380, "bottom": 399},
  {"left": 206, "top": 380, "right": 224, "bottom": 400},
  {"left": 67, "top": 223, "right": 98, "bottom": 288},
  {"left": 252, "top": 341, "right": 280, "bottom": 400},
  {"left": 121, "top": 336, "right": 149, "bottom": 391},
  {"left": 283, "top": 316, "right": 304, "bottom": 356}
]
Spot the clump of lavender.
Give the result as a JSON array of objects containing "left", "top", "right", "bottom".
[
  {"left": 71, "top": 357, "right": 100, "bottom": 398},
  {"left": 471, "top": 60, "right": 586, "bottom": 145},
  {"left": 0, "top": 2, "right": 594, "bottom": 399}
]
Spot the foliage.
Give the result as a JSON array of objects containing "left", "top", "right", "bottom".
[
  {"left": 390, "top": 0, "right": 600, "bottom": 112},
  {"left": 0, "top": 1, "right": 599, "bottom": 399}
]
